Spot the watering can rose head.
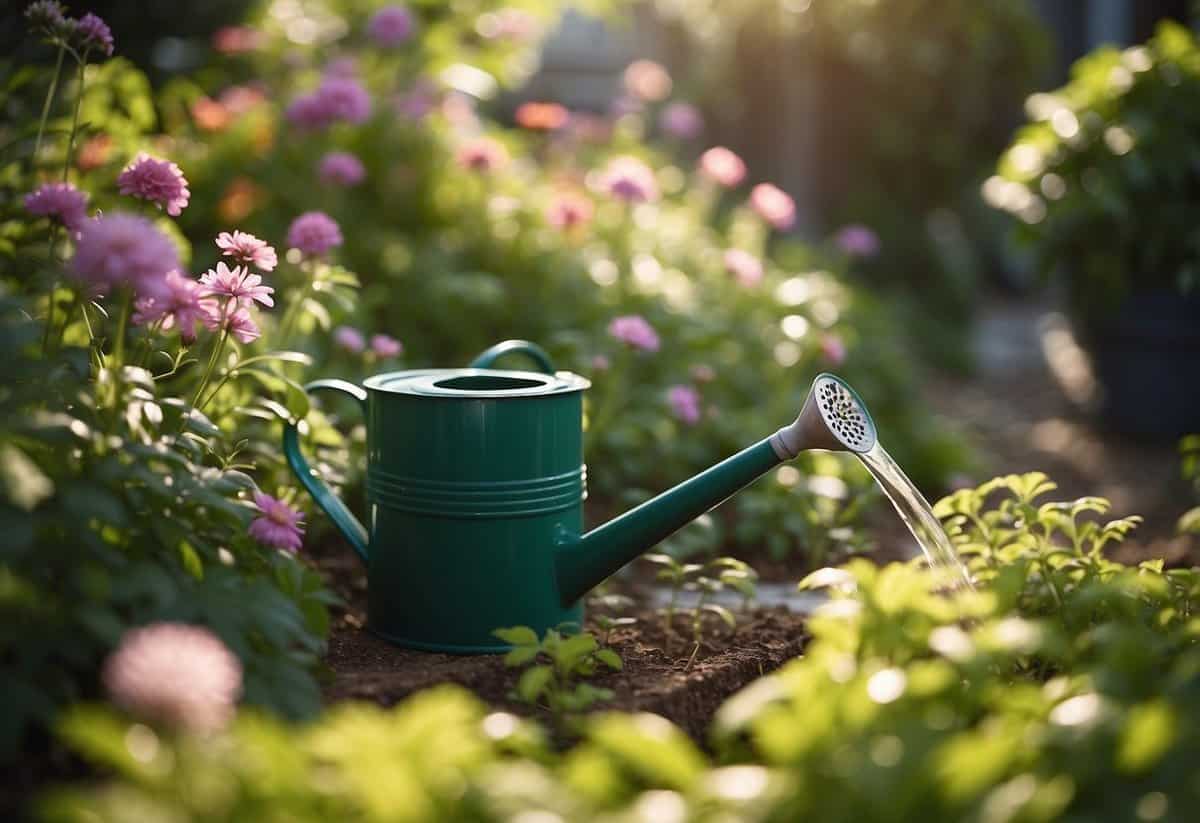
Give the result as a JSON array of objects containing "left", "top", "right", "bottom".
[{"left": 283, "top": 340, "right": 877, "bottom": 653}]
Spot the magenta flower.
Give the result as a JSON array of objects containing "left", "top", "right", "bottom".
[
  {"left": 370, "top": 334, "right": 402, "bottom": 357},
  {"left": 199, "top": 262, "right": 274, "bottom": 308},
  {"left": 608, "top": 315, "right": 660, "bottom": 352},
  {"left": 25, "top": 1, "right": 70, "bottom": 36},
  {"left": 667, "top": 385, "right": 702, "bottom": 425},
  {"left": 333, "top": 325, "right": 365, "bottom": 353},
  {"left": 249, "top": 491, "right": 305, "bottom": 552},
  {"left": 659, "top": 102, "right": 703, "bottom": 140},
  {"left": 368, "top": 5, "right": 415, "bottom": 46},
  {"left": 699, "top": 147, "right": 746, "bottom": 188},
  {"left": 70, "top": 213, "right": 179, "bottom": 302},
  {"left": 546, "top": 193, "right": 593, "bottom": 231},
  {"left": 75, "top": 12, "right": 114, "bottom": 57},
  {"left": 456, "top": 137, "right": 509, "bottom": 173},
  {"left": 750, "top": 183, "right": 796, "bottom": 231},
  {"left": 820, "top": 333, "right": 847, "bottom": 366},
  {"left": 215, "top": 230, "right": 277, "bottom": 272},
  {"left": 834, "top": 224, "right": 881, "bottom": 258},
  {"left": 117, "top": 153, "right": 190, "bottom": 216},
  {"left": 286, "top": 211, "right": 343, "bottom": 257},
  {"left": 318, "top": 151, "right": 366, "bottom": 186},
  {"left": 724, "top": 248, "right": 764, "bottom": 288},
  {"left": 623, "top": 59, "right": 672, "bottom": 102},
  {"left": 132, "top": 271, "right": 217, "bottom": 343},
  {"left": 287, "top": 75, "right": 372, "bottom": 130},
  {"left": 102, "top": 622, "right": 242, "bottom": 733},
  {"left": 24, "top": 182, "right": 88, "bottom": 231},
  {"left": 599, "top": 156, "right": 659, "bottom": 204},
  {"left": 227, "top": 307, "right": 260, "bottom": 344}
]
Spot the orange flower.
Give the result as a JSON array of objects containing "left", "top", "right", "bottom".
[
  {"left": 515, "top": 101, "right": 569, "bottom": 131},
  {"left": 192, "top": 96, "right": 231, "bottom": 132}
]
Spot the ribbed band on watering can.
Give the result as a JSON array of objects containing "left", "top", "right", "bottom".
[{"left": 366, "top": 465, "right": 587, "bottom": 518}]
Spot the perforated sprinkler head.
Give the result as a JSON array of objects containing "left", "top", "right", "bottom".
[{"left": 769, "top": 373, "right": 878, "bottom": 459}]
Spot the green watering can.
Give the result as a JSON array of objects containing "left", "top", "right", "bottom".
[{"left": 283, "top": 339, "right": 877, "bottom": 653}]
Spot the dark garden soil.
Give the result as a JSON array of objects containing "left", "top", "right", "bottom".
[{"left": 315, "top": 543, "right": 808, "bottom": 742}]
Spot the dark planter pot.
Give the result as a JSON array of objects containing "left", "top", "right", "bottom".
[{"left": 1081, "top": 290, "right": 1200, "bottom": 440}]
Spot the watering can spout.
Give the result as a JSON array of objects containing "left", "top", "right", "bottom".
[{"left": 555, "top": 373, "right": 877, "bottom": 605}]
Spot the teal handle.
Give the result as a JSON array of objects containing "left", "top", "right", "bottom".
[
  {"left": 469, "top": 339, "right": 556, "bottom": 374},
  {"left": 283, "top": 379, "right": 370, "bottom": 564}
]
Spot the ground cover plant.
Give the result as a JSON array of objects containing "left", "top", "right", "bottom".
[{"left": 38, "top": 473, "right": 1200, "bottom": 821}]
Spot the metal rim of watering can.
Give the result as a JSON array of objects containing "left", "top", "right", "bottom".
[{"left": 362, "top": 367, "right": 590, "bottom": 398}]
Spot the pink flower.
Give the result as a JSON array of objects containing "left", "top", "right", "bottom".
[
  {"left": 102, "top": 622, "right": 242, "bottom": 733},
  {"left": 659, "top": 102, "right": 703, "bottom": 140},
  {"left": 546, "top": 193, "right": 593, "bottom": 231},
  {"left": 368, "top": 5, "right": 415, "bottom": 46},
  {"left": 370, "top": 334, "right": 402, "bottom": 357},
  {"left": 25, "top": 1, "right": 70, "bottom": 36},
  {"left": 70, "top": 213, "right": 179, "bottom": 302},
  {"left": 249, "top": 491, "right": 305, "bottom": 552},
  {"left": 456, "top": 137, "right": 509, "bottom": 173},
  {"left": 477, "top": 8, "right": 538, "bottom": 41},
  {"left": 667, "top": 385, "right": 701, "bottom": 424},
  {"left": 698, "top": 147, "right": 746, "bottom": 188},
  {"left": 24, "top": 182, "right": 88, "bottom": 231},
  {"left": 608, "top": 315, "right": 660, "bottom": 352},
  {"left": 75, "top": 12, "right": 114, "bottom": 57},
  {"left": 215, "top": 230, "right": 277, "bottom": 272},
  {"left": 132, "top": 271, "right": 217, "bottom": 343},
  {"left": 286, "top": 76, "right": 372, "bottom": 130},
  {"left": 334, "top": 325, "right": 365, "bottom": 353},
  {"left": 318, "top": 151, "right": 366, "bottom": 186},
  {"left": 723, "top": 248, "right": 764, "bottom": 287},
  {"left": 117, "top": 153, "right": 190, "bottom": 216},
  {"left": 200, "top": 261, "right": 274, "bottom": 308},
  {"left": 623, "top": 59, "right": 672, "bottom": 102},
  {"left": 819, "top": 333, "right": 847, "bottom": 366},
  {"left": 212, "top": 25, "right": 262, "bottom": 54},
  {"left": 599, "top": 156, "right": 658, "bottom": 204},
  {"left": 750, "top": 183, "right": 796, "bottom": 231},
  {"left": 834, "top": 224, "right": 880, "bottom": 258},
  {"left": 286, "top": 211, "right": 343, "bottom": 257},
  {"left": 218, "top": 85, "right": 266, "bottom": 115},
  {"left": 225, "top": 307, "right": 260, "bottom": 344}
]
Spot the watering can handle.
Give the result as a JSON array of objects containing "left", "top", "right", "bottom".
[
  {"left": 468, "top": 339, "right": 556, "bottom": 374},
  {"left": 282, "top": 379, "right": 370, "bottom": 565}
]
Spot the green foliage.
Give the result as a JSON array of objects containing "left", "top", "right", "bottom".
[
  {"left": 494, "top": 626, "right": 622, "bottom": 724},
  {"left": 645, "top": 554, "right": 757, "bottom": 654},
  {"left": 46, "top": 476, "right": 1200, "bottom": 822},
  {"left": 992, "top": 22, "right": 1200, "bottom": 317}
]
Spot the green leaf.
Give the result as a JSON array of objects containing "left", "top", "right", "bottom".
[
  {"left": 1116, "top": 700, "right": 1176, "bottom": 774},
  {"left": 492, "top": 625, "right": 539, "bottom": 647},
  {"left": 178, "top": 540, "right": 203, "bottom": 580},
  {"left": 503, "top": 646, "right": 539, "bottom": 667},
  {"left": 595, "top": 648, "right": 623, "bottom": 670},
  {"left": 555, "top": 632, "right": 598, "bottom": 674},
  {"left": 702, "top": 603, "right": 737, "bottom": 629},
  {"left": 517, "top": 665, "right": 553, "bottom": 703}
]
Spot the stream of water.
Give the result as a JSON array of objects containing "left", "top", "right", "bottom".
[{"left": 858, "top": 441, "right": 974, "bottom": 589}]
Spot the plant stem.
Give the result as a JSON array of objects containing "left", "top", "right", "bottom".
[
  {"left": 190, "top": 328, "right": 230, "bottom": 411},
  {"left": 276, "top": 280, "right": 312, "bottom": 349},
  {"left": 61, "top": 50, "right": 89, "bottom": 183},
  {"left": 33, "top": 45, "right": 66, "bottom": 163}
]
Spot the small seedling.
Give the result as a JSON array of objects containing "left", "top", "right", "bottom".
[
  {"left": 645, "top": 553, "right": 704, "bottom": 631},
  {"left": 587, "top": 592, "right": 639, "bottom": 644},
  {"left": 493, "top": 626, "right": 622, "bottom": 726},
  {"left": 709, "top": 557, "right": 759, "bottom": 611}
]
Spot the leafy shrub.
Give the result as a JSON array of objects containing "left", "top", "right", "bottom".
[
  {"left": 494, "top": 626, "right": 622, "bottom": 726},
  {"left": 42, "top": 474, "right": 1200, "bottom": 822},
  {"left": 989, "top": 22, "right": 1200, "bottom": 318},
  {"left": 0, "top": 11, "right": 344, "bottom": 757}
]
